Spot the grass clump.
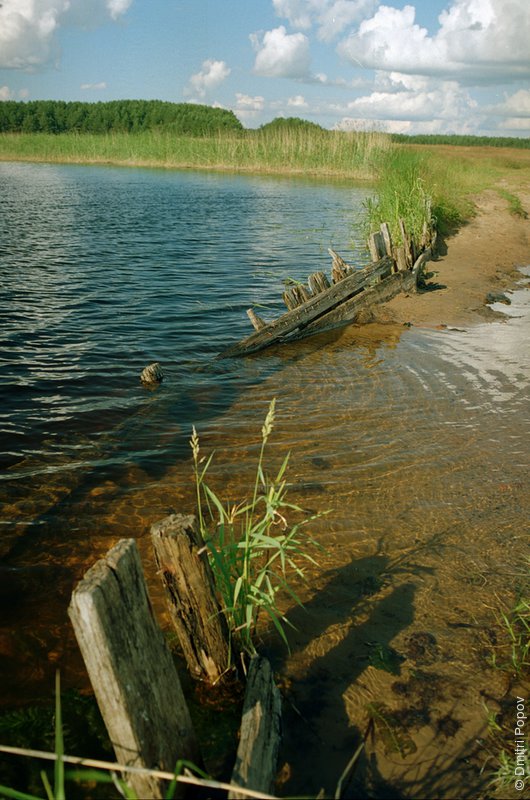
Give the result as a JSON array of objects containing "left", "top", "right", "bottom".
[
  {"left": 191, "top": 399, "right": 321, "bottom": 658},
  {"left": 364, "top": 148, "right": 433, "bottom": 245},
  {"left": 497, "top": 188, "right": 529, "bottom": 219}
]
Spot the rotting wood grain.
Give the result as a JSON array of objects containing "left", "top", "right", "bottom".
[
  {"left": 151, "top": 513, "right": 231, "bottom": 684},
  {"left": 68, "top": 538, "right": 200, "bottom": 800},
  {"left": 229, "top": 656, "right": 281, "bottom": 799}
]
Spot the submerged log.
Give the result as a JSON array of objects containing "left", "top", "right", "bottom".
[
  {"left": 140, "top": 362, "right": 164, "bottom": 384},
  {"left": 151, "top": 514, "right": 231, "bottom": 684},
  {"left": 229, "top": 656, "right": 281, "bottom": 799},
  {"left": 219, "top": 255, "right": 393, "bottom": 358},
  {"left": 68, "top": 538, "right": 200, "bottom": 800}
]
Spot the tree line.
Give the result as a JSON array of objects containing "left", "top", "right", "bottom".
[{"left": 0, "top": 100, "right": 244, "bottom": 135}]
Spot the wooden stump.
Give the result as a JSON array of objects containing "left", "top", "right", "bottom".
[
  {"left": 308, "top": 271, "right": 331, "bottom": 296},
  {"left": 247, "top": 308, "right": 266, "bottom": 331},
  {"left": 68, "top": 538, "right": 200, "bottom": 800},
  {"left": 140, "top": 362, "right": 164, "bottom": 384},
  {"left": 380, "top": 222, "right": 393, "bottom": 258},
  {"left": 229, "top": 656, "right": 282, "bottom": 799},
  {"left": 368, "top": 231, "right": 386, "bottom": 262},
  {"left": 151, "top": 513, "right": 232, "bottom": 684}
]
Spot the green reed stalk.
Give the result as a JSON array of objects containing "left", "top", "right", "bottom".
[{"left": 190, "top": 400, "right": 322, "bottom": 657}]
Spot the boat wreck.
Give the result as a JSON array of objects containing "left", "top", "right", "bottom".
[{"left": 219, "top": 219, "right": 436, "bottom": 358}]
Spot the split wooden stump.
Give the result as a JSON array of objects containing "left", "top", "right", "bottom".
[
  {"left": 151, "top": 513, "right": 232, "bottom": 684},
  {"left": 68, "top": 538, "right": 200, "bottom": 800},
  {"left": 229, "top": 655, "right": 282, "bottom": 800}
]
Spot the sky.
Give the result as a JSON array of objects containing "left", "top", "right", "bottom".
[{"left": 0, "top": 0, "right": 529, "bottom": 136}]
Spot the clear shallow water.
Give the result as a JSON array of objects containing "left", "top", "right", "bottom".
[
  {"left": 1, "top": 162, "right": 529, "bottom": 798},
  {"left": 0, "top": 162, "right": 366, "bottom": 498}
]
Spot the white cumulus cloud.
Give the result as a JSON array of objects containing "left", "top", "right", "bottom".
[
  {"left": 80, "top": 81, "right": 107, "bottom": 90},
  {"left": 273, "top": 0, "right": 377, "bottom": 41},
  {"left": 0, "top": 0, "right": 133, "bottom": 69},
  {"left": 184, "top": 59, "right": 231, "bottom": 99},
  {"left": 287, "top": 94, "right": 308, "bottom": 107},
  {"left": 338, "top": 0, "right": 530, "bottom": 85},
  {"left": 235, "top": 93, "right": 265, "bottom": 111},
  {"left": 251, "top": 26, "right": 310, "bottom": 79},
  {"left": 491, "top": 89, "right": 530, "bottom": 118}
]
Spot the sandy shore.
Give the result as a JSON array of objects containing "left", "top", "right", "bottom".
[{"left": 382, "top": 186, "right": 530, "bottom": 328}]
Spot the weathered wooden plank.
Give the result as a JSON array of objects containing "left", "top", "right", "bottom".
[
  {"left": 396, "top": 245, "right": 408, "bottom": 272},
  {"left": 151, "top": 514, "right": 231, "bottom": 684},
  {"left": 229, "top": 656, "right": 281, "bottom": 800},
  {"left": 368, "top": 231, "right": 386, "bottom": 262},
  {"left": 308, "top": 271, "right": 331, "bottom": 296},
  {"left": 301, "top": 270, "right": 415, "bottom": 336},
  {"left": 380, "top": 223, "right": 393, "bottom": 259},
  {"left": 68, "top": 539, "right": 200, "bottom": 800},
  {"left": 282, "top": 288, "right": 298, "bottom": 310},
  {"left": 399, "top": 218, "right": 414, "bottom": 267},
  {"left": 328, "top": 247, "right": 350, "bottom": 283},
  {"left": 218, "top": 255, "right": 393, "bottom": 357},
  {"left": 410, "top": 246, "right": 433, "bottom": 292},
  {"left": 247, "top": 309, "right": 266, "bottom": 331}
]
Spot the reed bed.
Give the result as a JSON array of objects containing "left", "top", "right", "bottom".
[{"left": 0, "top": 128, "right": 391, "bottom": 179}]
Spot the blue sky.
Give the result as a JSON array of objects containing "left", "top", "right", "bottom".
[{"left": 1, "top": 0, "right": 529, "bottom": 136}]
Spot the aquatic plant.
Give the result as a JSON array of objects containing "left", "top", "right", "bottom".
[{"left": 191, "top": 398, "right": 322, "bottom": 657}]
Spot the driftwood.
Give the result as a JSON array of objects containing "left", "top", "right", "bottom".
[
  {"left": 151, "top": 513, "right": 231, "bottom": 684},
  {"left": 68, "top": 538, "right": 200, "bottom": 800},
  {"left": 229, "top": 656, "right": 282, "bottom": 799},
  {"left": 219, "top": 256, "right": 393, "bottom": 358}
]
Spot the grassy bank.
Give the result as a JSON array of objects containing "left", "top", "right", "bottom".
[
  {"left": 0, "top": 128, "right": 390, "bottom": 179},
  {"left": 1, "top": 128, "right": 528, "bottom": 247}
]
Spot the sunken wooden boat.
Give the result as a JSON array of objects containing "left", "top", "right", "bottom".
[{"left": 219, "top": 219, "right": 436, "bottom": 358}]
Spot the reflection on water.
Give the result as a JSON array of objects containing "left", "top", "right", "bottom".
[{"left": 1, "top": 163, "right": 529, "bottom": 798}]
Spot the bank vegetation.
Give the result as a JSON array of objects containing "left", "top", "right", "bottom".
[{"left": 1, "top": 101, "right": 528, "bottom": 253}]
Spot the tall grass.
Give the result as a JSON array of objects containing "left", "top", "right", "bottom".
[
  {"left": 2, "top": 126, "right": 526, "bottom": 241},
  {"left": 0, "top": 128, "right": 391, "bottom": 178},
  {"left": 191, "top": 399, "right": 322, "bottom": 658}
]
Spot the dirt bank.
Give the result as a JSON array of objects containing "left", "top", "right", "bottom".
[{"left": 382, "top": 187, "right": 530, "bottom": 328}]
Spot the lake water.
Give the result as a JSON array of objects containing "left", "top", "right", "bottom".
[{"left": 1, "top": 162, "right": 529, "bottom": 799}]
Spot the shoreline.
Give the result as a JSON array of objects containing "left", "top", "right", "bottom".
[{"left": 380, "top": 187, "right": 530, "bottom": 329}]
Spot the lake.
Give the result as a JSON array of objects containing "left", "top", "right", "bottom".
[{"left": 1, "top": 162, "right": 529, "bottom": 798}]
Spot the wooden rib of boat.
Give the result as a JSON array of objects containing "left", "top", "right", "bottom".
[{"left": 219, "top": 218, "right": 435, "bottom": 359}]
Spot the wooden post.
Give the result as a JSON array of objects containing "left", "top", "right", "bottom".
[
  {"left": 229, "top": 656, "right": 281, "bottom": 799},
  {"left": 140, "top": 362, "right": 164, "bottom": 384},
  {"left": 399, "top": 218, "right": 414, "bottom": 268},
  {"left": 68, "top": 539, "right": 200, "bottom": 800},
  {"left": 151, "top": 514, "right": 232, "bottom": 684},
  {"left": 368, "top": 231, "right": 386, "bottom": 262},
  {"left": 247, "top": 308, "right": 266, "bottom": 331},
  {"left": 379, "top": 223, "right": 393, "bottom": 258},
  {"left": 396, "top": 245, "right": 408, "bottom": 272},
  {"left": 328, "top": 248, "right": 351, "bottom": 283},
  {"left": 308, "top": 271, "right": 331, "bottom": 296},
  {"left": 282, "top": 289, "right": 298, "bottom": 310}
]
